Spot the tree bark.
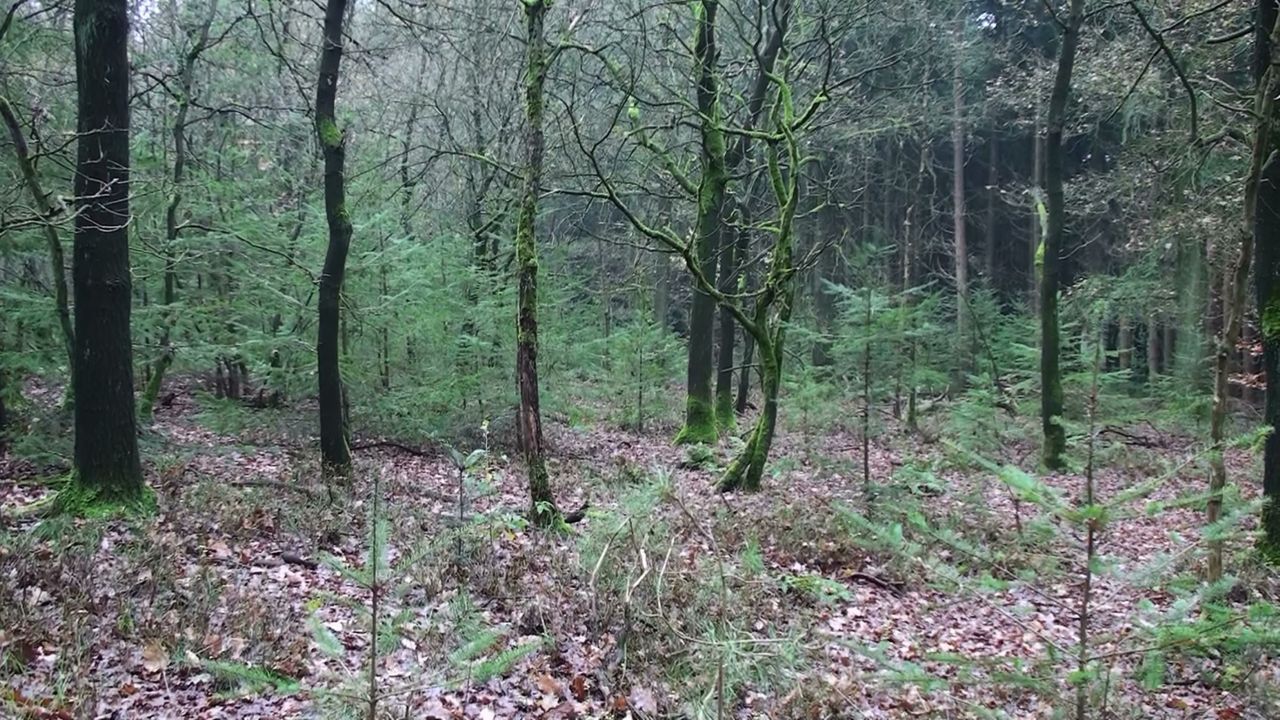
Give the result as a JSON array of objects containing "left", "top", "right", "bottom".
[
  {"left": 69, "top": 0, "right": 143, "bottom": 502},
  {"left": 1209, "top": 1, "right": 1280, "bottom": 577},
  {"left": 714, "top": 208, "right": 739, "bottom": 429},
  {"left": 674, "top": 0, "right": 728, "bottom": 446},
  {"left": 517, "top": 0, "right": 557, "bottom": 526},
  {"left": 1254, "top": 0, "right": 1280, "bottom": 561},
  {"left": 952, "top": 50, "right": 969, "bottom": 345},
  {"left": 1040, "top": 0, "right": 1085, "bottom": 471},
  {"left": 315, "top": 0, "right": 353, "bottom": 474}
]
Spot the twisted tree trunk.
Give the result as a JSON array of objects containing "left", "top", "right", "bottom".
[{"left": 315, "top": 0, "right": 353, "bottom": 474}]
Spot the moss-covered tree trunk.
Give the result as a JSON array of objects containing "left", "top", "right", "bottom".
[
  {"left": 1039, "top": 0, "right": 1084, "bottom": 471},
  {"left": 675, "top": 0, "right": 728, "bottom": 446},
  {"left": 517, "top": 0, "right": 557, "bottom": 526},
  {"left": 1253, "top": 0, "right": 1280, "bottom": 560},
  {"left": 718, "top": 81, "right": 801, "bottom": 493},
  {"left": 68, "top": 0, "right": 143, "bottom": 503},
  {"left": 0, "top": 97, "right": 75, "bottom": 388},
  {"left": 315, "top": 0, "right": 353, "bottom": 475}
]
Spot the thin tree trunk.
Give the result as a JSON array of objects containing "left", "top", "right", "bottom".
[
  {"left": 1147, "top": 313, "right": 1161, "bottom": 379},
  {"left": 1031, "top": 99, "right": 1044, "bottom": 311},
  {"left": 69, "top": 0, "right": 143, "bottom": 502},
  {"left": 315, "top": 0, "right": 353, "bottom": 474},
  {"left": 517, "top": 0, "right": 557, "bottom": 526},
  {"left": 985, "top": 135, "right": 998, "bottom": 285},
  {"left": 0, "top": 98, "right": 75, "bottom": 386},
  {"left": 1118, "top": 315, "right": 1133, "bottom": 370},
  {"left": 952, "top": 52, "right": 969, "bottom": 345},
  {"left": 1040, "top": 0, "right": 1085, "bottom": 471},
  {"left": 714, "top": 210, "right": 738, "bottom": 429}
]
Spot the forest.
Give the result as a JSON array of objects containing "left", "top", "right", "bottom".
[{"left": 2, "top": 0, "right": 1280, "bottom": 717}]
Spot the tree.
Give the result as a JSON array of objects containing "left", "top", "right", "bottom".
[
  {"left": 315, "top": 0, "right": 353, "bottom": 474},
  {"left": 139, "top": 0, "right": 220, "bottom": 420},
  {"left": 1040, "top": 0, "right": 1085, "bottom": 471},
  {"left": 1247, "top": 0, "right": 1280, "bottom": 561},
  {"left": 516, "top": 0, "right": 557, "bottom": 526},
  {"left": 673, "top": 0, "right": 730, "bottom": 446},
  {"left": 68, "top": 0, "right": 144, "bottom": 502}
]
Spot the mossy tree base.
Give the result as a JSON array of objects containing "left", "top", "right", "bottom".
[
  {"left": 54, "top": 475, "right": 155, "bottom": 518},
  {"left": 674, "top": 396, "right": 719, "bottom": 445}
]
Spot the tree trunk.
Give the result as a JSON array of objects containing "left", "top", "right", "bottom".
[
  {"left": 985, "top": 135, "right": 998, "bottom": 285},
  {"left": 1031, "top": 100, "right": 1044, "bottom": 310},
  {"left": 1210, "top": 1, "right": 1280, "bottom": 577},
  {"left": 714, "top": 210, "right": 738, "bottom": 429},
  {"left": 1254, "top": 0, "right": 1280, "bottom": 561},
  {"left": 1040, "top": 0, "right": 1085, "bottom": 471},
  {"left": 517, "top": 0, "right": 557, "bottom": 526},
  {"left": 1118, "top": 315, "right": 1133, "bottom": 370},
  {"left": 1147, "top": 313, "right": 1161, "bottom": 379},
  {"left": 69, "top": 0, "right": 143, "bottom": 502},
  {"left": 0, "top": 98, "right": 75, "bottom": 385},
  {"left": 952, "top": 52, "right": 969, "bottom": 346},
  {"left": 315, "top": 0, "right": 353, "bottom": 475},
  {"left": 674, "top": 0, "right": 727, "bottom": 446}
]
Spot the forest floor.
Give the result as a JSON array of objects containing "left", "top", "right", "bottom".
[{"left": 2, "top": 380, "right": 1279, "bottom": 719}]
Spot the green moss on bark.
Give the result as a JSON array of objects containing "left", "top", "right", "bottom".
[
  {"left": 55, "top": 472, "right": 155, "bottom": 518},
  {"left": 674, "top": 395, "right": 718, "bottom": 445},
  {"left": 318, "top": 116, "right": 342, "bottom": 148}
]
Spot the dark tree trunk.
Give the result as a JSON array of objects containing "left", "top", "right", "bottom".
[
  {"left": 1256, "top": 0, "right": 1280, "bottom": 557},
  {"left": 315, "top": 0, "right": 353, "bottom": 474},
  {"left": 1040, "top": 0, "right": 1084, "bottom": 470},
  {"left": 0, "top": 336, "right": 8, "bottom": 453},
  {"left": 714, "top": 218, "right": 738, "bottom": 428},
  {"left": 70, "top": 0, "right": 143, "bottom": 502},
  {"left": 517, "top": 0, "right": 557, "bottom": 526}
]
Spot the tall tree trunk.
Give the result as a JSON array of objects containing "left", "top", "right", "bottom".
[
  {"left": 315, "top": 0, "right": 353, "bottom": 474},
  {"left": 1210, "top": 1, "right": 1280, "bottom": 577},
  {"left": 985, "top": 135, "right": 998, "bottom": 286},
  {"left": 1040, "top": 0, "right": 1085, "bottom": 471},
  {"left": 1147, "top": 313, "right": 1161, "bottom": 379},
  {"left": 1253, "top": 0, "right": 1280, "bottom": 560},
  {"left": 734, "top": 204, "right": 754, "bottom": 416},
  {"left": 517, "top": 0, "right": 557, "bottom": 526},
  {"left": 674, "top": 0, "right": 728, "bottom": 445},
  {"left": 1031, "top": 99, "right": 1044, "bottom": 310},
  {"left": 1118, "top": 315, "right": 1133, "bottom": 370},
  {"left": 952, "top": 52, "right": 969, "bottom": 346},
  {"left": 714, "top": 210, "right": 738, "bottom": 429},
  {"left": 69, "top": 0, "right": 143, "bottom": 502},
  {"left": 0, "top": 98, "right": 75, "bottom": 387}
]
